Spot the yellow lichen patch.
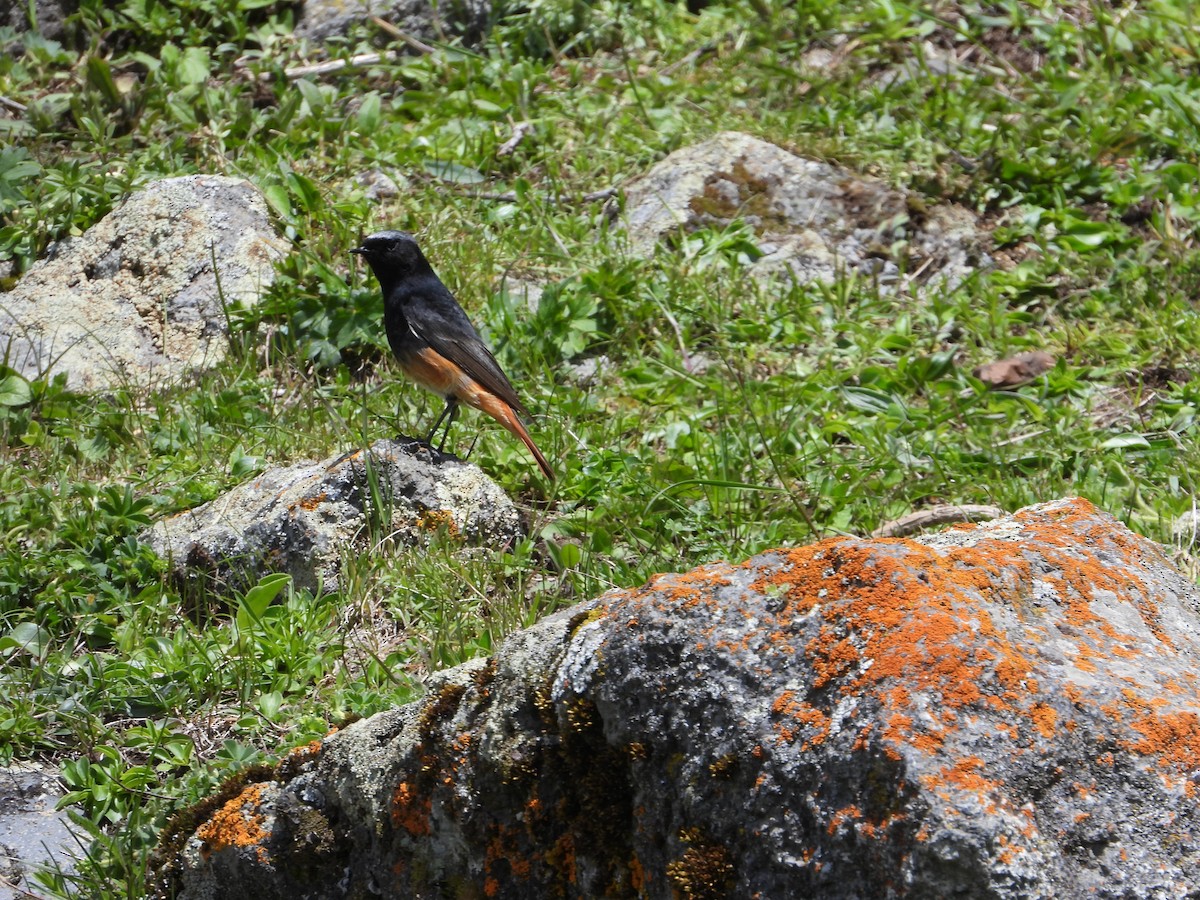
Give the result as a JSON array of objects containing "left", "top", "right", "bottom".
[
  {"left": 416, "top": 508, "right": 460, "bottom": 536},
  {"left": 666, "top": 829, "right": 734, "bottom": 900},
  {"left": 196, "top": 783, "right": 271, "bottom": 861},
  {"left": 297, "top": 492, "right": 326, "bottom": 511},
  {"left": 568, "top": 607, "right": 609, "bottom": 637}
]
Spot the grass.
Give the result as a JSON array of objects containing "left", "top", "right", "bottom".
[{"left": 2, "top": 0, "right": 1200, "bottom": 893}]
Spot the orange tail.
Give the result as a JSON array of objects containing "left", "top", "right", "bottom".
[{"left": 465, "top": 385, "right": 555, "bottom": 481}]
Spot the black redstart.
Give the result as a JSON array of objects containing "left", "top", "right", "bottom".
[{"left": 351, "top": 230, "right": 554, "bottom": 480}]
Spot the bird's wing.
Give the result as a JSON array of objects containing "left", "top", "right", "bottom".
[{"left": 403, "top": 280, "right": 529, "bottom": 416}]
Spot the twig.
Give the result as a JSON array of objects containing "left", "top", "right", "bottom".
[
  {"left": 456, "top": 186, "right": 618, "bottom": 204},
  {"left": 0, "top": 95, "right": 27, "bottom": 113},
  {"left": 872, "top": 504, "right": 1005, "bottom": 539},
  {"left": 660, "top": 41, "right": 719, "bottom": 77},
  {"left": 497, "top": 121, "right": 533, "bottom": 157},
  {"left": 370, "top": 16, "right": 437, "bottom": 55},
  {"left": 238, "top": 51, "right": 399, "bottom": 82}
]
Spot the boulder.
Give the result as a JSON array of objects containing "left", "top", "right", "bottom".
[
  {"left": 0, "top": 0, "right": 76, "bottom": 39},
  {"left": 0, "top": 175, "right": 283, "bottom": 391},
  {"left": 295, "top": 0, "right": 491, "bottom": 45},
  {"left": 622, "top": 131, "right": 988, "bottom": 291},
  {"left": 151, "top": 498, "right": 1200, "bottom": 899},
  {"left": 142, "top": 437, "right": 524, "bottom": 595}
]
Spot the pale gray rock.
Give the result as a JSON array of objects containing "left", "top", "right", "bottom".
[
  {"left": 0, "top": 761, "right": 78, "bottom": 900},
  {"left": 152, "top": 498, "right": 1200, "bottom": 899},
  {"left": 622, "top": 131, "right": 988, "bottom": 291},
  {"left": 354, "top": 167, "right": 402, "bottom": 201},
  {"left": 295, "top": 0, "right": 491, "bottom": 45},
  {"left": 143, "top": 437, "right": 524, "bottom": 595},
  {"left": 0, "top": 175, "right": 283, "bottom": 391}
]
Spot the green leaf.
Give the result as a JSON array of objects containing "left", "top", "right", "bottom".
[
  {"left": 1101, "top": 433, "right": 1151, "bottom": 450},
  {"left": 257, "top": 692, "right": 284, "bottom": 719},
  {"left": 357, "top": 92, "right": 381, "bottom": 133},
  {"left": 85, "top": 55, "right": 122, "bottom": 107},
  {"left": 286, "top": 171, "right": 324, "bottom": 213},
  {"left": 262, "top": 182, "right": 292, "bottom": 220},
  {"left": 177, "top": 47, "right": 211, "bottom": 85},
  {"left": 843, "top": 386, "right": 906, "bottom": 417},
  {"left": 0, "top": 374, "right": 31, "bottom": 408},
  {"left": 0, "top": 622, "right": 50, "bottom": 657},
  {"left": 472, "top": 98, "right": 505, "bottom": 115},
  {"left": 0, "top": 148, "right": 41, "bottom": 202},
  {"left": 236, "top": 573, "right": 292, "bottom": 630},
  {"left": 295, "top": 78, "right": 325, "bottom": 113},
  {"left": 423, "top": 160, "right": 485, "bottom": 184}
]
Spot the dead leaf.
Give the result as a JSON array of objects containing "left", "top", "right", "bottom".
[{"left": 973, "top": 350, "right": 1055, "bottom": 389}]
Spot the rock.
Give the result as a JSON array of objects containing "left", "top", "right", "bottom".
[
  {"left": 564, "top": 354, "right": 610, "bottom": 387},
  {"left": 622, "top": 131, "right": 988, "bottom": 291},
  {"left": 142, "top": 437, "right": 524, "bottom": 595},
  {"left": 499, "top": 278, "right": 543, "bottom": 314},
  {"left": 0, "top": 175, "right": 283, "bottom": 391},
  {"left": 0, "top": 761, "right": 78, "bottom": 899},
  {"left": 151, "top": 498, "right": 1200, "bottom": 899},
  {"left": 0, "top": 0, "right": 76, "bottom": 40},
  {"left": 354, "top": 167, "right": 402, "bottom": 201},
  {"left": 295, "top": 0, "right": 491, "bottom": 45}
]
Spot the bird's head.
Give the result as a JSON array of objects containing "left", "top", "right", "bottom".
[{"left": 350, "top": 230, "right": 434, "bottom": 285}]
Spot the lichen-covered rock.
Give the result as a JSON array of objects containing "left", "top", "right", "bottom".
[
  {"left": 142, "top": 437, "right": 524, "bottom": 594},
  {"left": 622, "top": 131, "right": 988, "bottom": 291},
  {"left": 151, "top": 498, "right": 1200, "bottom": 899},
  {"left": 0, "top": 175, "right": 283, "bottom": 391}
]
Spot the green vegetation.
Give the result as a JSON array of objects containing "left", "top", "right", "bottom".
[{"left": 2, "top": 0, "right": 1200, "bottom": 893}]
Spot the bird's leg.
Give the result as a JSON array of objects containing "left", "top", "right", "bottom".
[
  {"left": 437, "top": 401, "right": 460, "bottom": 452},
  {"left": 426, "top": 397, "right": 459, "bottom": 452}
]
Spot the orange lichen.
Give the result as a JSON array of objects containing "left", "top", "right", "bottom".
[
  {"left": 297, "top": 493, "right": 326, "bottom": 511},
  {"left": 1030, "top": 704, "right": 1058, "bottom": 739},
  {"left": 827, "top": 805, "right": 863, "bottom": 835},
  {"left": 391, "top": 781, "right": 432, "bottom": 836},
  {"left": 196, "top": 783, "right": 271, "bottom": 861},
  {"left": 717, "top": 499, "right": 1195, "bottom": 776},
  {"left": 770, "top": 690, "right": 831, "bottom": 749},
  {"left": 629, "top": 853, "right": 646, "bottom": 892},
  {"left": 1122, "top": 709, "right": 1200, "bottom": 772},
  {"left": 941, "top": 756, "right": 998, "bottom": 793}
]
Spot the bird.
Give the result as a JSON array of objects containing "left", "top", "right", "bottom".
[{"left": 350, "top": 230, "right": 554, "bottom": 480}]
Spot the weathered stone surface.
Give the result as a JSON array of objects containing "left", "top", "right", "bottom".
[
  {"left": 0, "top": 0, "right": 76, "bottom": 39},
  {"left": 152, "top": 498, "right": 1200, "bottom": 899},
  {"left": 143, "top": 437, "right": 524, "bottom": 594},
  {"left": 0, "top": 175, "right": 283, "bottom": 391},
  {"left": 622, "top": 131, "right": 988, "bottom": 291},
  {"left": 295, "top": 0, "right": 491, "bottom": 45},
  {"left": 0, "top": 761, "right": 77, "bottom": 900}
]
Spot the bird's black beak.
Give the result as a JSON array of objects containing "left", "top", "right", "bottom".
[{"left": 349, "top": 246, "right": 366, "bottom": 256}]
